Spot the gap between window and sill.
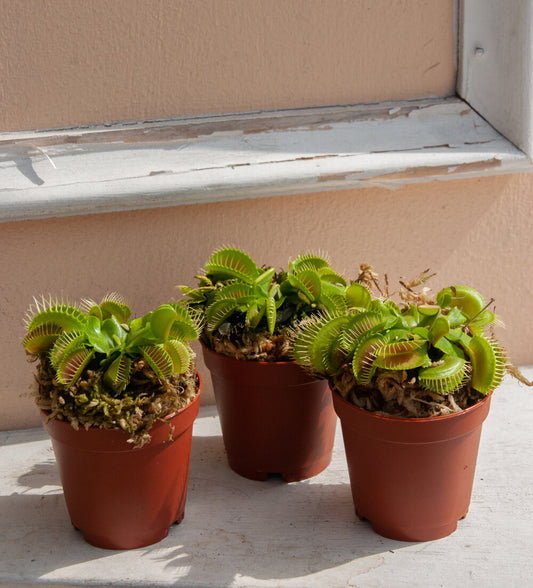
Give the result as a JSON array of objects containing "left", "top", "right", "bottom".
[{"left": 0, "top": 96, "right": 531, "bottom": 223}]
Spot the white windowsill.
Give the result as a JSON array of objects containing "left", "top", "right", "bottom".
[{"left": 0, "top": 96, "right": 531, "bottom": 223}]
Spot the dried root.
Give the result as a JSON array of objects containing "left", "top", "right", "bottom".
[
  {"left": 330, "top": 364, "right": 485, "bottom": 418},
  {"left": 204, "top": 330, "right": 292, "bottom": 362}
]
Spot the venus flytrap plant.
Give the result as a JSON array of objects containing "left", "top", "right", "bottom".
[
  {"left": 180, "top": 246, "right": 349, "bottom": 361},
  {"left": 182, "top": 248, "right": 343, "bottom": 483},
  {"left": 292, "top": 272, "right": 531, "bottom": 417},
  {"left": 23, "top": 294, "right": 201, "bottom": 445}
]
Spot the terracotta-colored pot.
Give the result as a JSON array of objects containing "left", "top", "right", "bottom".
[
  {"left": 202, "top": 344, "right": 337, "bottom": 481},
  {"left": 332, "top": 389, "right": 492, "bottom": 541},
  {"left": 41, "top": 380, "right": 201, "bottom": 550}
]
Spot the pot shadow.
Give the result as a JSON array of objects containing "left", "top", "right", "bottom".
[
  {"left": 145, "top": 433, "right": 418, "bottom": 586},
  {"left": 2, "top": 429, "right": 131, "bottom": 582},
  {"left": 17, "top": 459, "right": 61, "bottom": 489},
  {"left": 0, "top": 491, "right": 119, "bottom": 583},
  {"left": 3, "top": 422, "right": 417, "bottom": 586}
]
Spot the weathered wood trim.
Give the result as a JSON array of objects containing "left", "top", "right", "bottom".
[
  {"left": 1, "top": 97, "right": 531, "bottom": 223},
  {"left": 458, "top": 0, "right": 533, "bottom": 158}
]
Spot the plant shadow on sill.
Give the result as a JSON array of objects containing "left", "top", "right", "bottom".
[{"left": 2, "top": 429, "right": 417, "bottom": 586}]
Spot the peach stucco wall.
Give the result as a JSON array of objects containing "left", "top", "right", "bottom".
[
  {"left": 2, "top": 174, "right": 533, "bottom": 430},
  {"left": 2, "top": 1, "right": 531, "bottom": 432},
  {"left": 0, "top": 0, "right": 456, "bottom": 131}
]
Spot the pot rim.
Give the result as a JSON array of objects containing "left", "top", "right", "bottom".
[{"left": 332, "top": 386, "right": 493, "bottom": 423}]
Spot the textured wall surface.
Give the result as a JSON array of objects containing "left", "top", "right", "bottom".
[
  {"left": 2, "top": 0, "right": 530, "bottom": 432},
  {"left": 3, "top": 174, "right": 532, "bottom": 430},
  {"left": 0, "top": 0, "right": 456, "bottom": 131}
]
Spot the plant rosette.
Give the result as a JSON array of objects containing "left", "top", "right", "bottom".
[
  {"left": 22, "top": 294, "right": 202, "bottom": 549},
  {"left": 292, "top": 269, "right": 532, "bottom": 540},
  {"left": 181, "top": 246, "right": 355, "bottom": 361},
  {"left": 180, "top": 247, "right": 361, "bottom": 480}
]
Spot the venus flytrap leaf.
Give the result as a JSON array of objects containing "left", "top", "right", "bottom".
[
  {"left": 266, "top": 284, "right": 280, "bottom": 334},
  {"left": 246, "top": 304, "right": 265, "bottom": 331},
  {"left": 418, "top": 304, "right": 441, "bottom": 317},
  {"left": 254, "top": 267, "right": 276, "bottom": 293},
  {"left": 25, "top": 301, "right": 86, "bottom": 335},
  {"left": 344, "top": 282, "right": 372, "bottom": 310},
  {"left": 102, "top": 317, "right": 128, "bottom": 348},
  {"left": 290, "top": 253, "right": 331, "bottom": 272},
  {"left": 411, "top": 326, "right": 429, "bottom": 339},
  {"left": 149, "top": 303, "right": 200, "bottom": 343},
  {"left": 436, "top": 285, "right": 485, "bottom": 320},
  {"left": 342, "top": 311, "right": 389, "bottom": 354},
  {"left": 418, "top": 356, "right": 470, "bottom": 394},
  {"left": 265, "top": 297, "right": 276, "bottom": 334},
  {"left": 292, "top": 314, "right": 349, "bottom": 374},
  {"left": 468, "top": 310, "right": 498, "bottom": 333},
  {"left": 374, "top": 340, "right": 431, "bottom": 371},
  {"left": 85, "top": 304, "right": 103, "bottom": 320},
  {"left": 286, "top": 273, "right": 316, "bottom": 304},
  {"left": 150, "top": 304, "right": 180, "bottom": 341},
  {"left": 179, "top": 284, "right": 211, "bottom": 303},
  {"left": 433, "top": 336, "right": 466, "bottom": 359},
  {"left": 162, "top": 340, "right": 191, "bottom": 374},
  {"left": 466, "top": 335, "right": 506, "bottom": 394},
  {"left": 368, "top": 299, "right": 395, "bottom": 316},
  {"left": 103, "top": 355, "right": 132, "bottom": 392},
  {"left": 98, "top": 295, "right": 131, "bottom": 323},
  {"left": 384, "top": 328, "right": 414, "bottom": 342},
  {"left": 384, "top": 300, "right": 402, "bottom": 313},
  {"left": 428, "top": 315, "right": 450, "bottom": 344},
  {"left": 320, "top": 293, "right": 347, "bottom": 315},
  {"left": 296, "top": 270, "right": 322, "bottom": 302},
  {"left": 215, "top": 283, "right": 255, "bottom": 304},
  {"left": 352, "top": 333, "right": 387, "bottom": 384},
  {"left": 81, "top": 293, "right": 131, "bottom": 323},
  {"left": 85, "top": 315, "right": 123, "bottom": 354},
  {"left": 447, "top": 307, "right": 467, "bottom": 328},
  {"left": 50, "top": 331, "right": 88, "bottom": 374},
  {"left": 321, "top": 279, "right": 348, "bottom": 300},
  {"left": 168, "top": 318, "right": 202, "bottom": 343},
  {"left": 317, "top": 267, "right": 347, "bottom": 286},
  {"left": 141, "top": 344, "right": 175, "bottom": 379},
  {"left": 56, "top": 348, "right": 95, "bottom": 387},
  {"left": 204, "top": 247, "right": 260, "bottom": 284},
  {"left": 206, "top": 298, "right": 242, "bottom": 332},
  {"left": 23, "top": 323, "right": 64, "bottom": 355}
]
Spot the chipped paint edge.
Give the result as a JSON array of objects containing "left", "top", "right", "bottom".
[{"left": 1, "top": 97, "right": 532, "bottom": 223}]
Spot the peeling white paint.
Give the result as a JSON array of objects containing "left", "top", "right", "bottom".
[{"left": 0, "top": 97, "right": 531, "bottom": 223}]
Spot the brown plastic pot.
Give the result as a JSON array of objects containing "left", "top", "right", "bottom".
[
  {"left": 202, "top": 343, "right": 337, "bottom": 482},
  {"left": 41, "top": 379, "right": 201, "bottom": 550},
  {"left": 332, "top": 389, "right": 492, "bottom": 541}
]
